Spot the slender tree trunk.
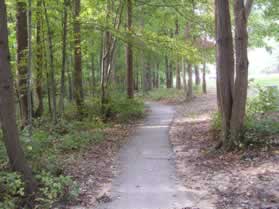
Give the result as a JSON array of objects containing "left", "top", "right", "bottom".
[
  {"left": 35, "top": 0, "right": 44, "bottom": 117},
  {"left": 186, "top": 63, "right": 193, "bottom": 100},
  {"left": 43, "top": 0, "right": 57, "bottom": 123},
  {"left": 182, "top": 59, "right": 188, "bottom": 95},
  {"left": 27, "top": 0, "right": 32, "bottom": 133},
  {"left": 202, "top": 63, "right": 207, "bottom": 94},
  {"left": 169, "top": 61, "right": 173, "bottom": 88},
  {"left": 126, "top": 0, "right": 134, "bottom": 98},
  {"left": 175, "top": 19, "right": 181, "bottom": 89},
  {"left": 59, "top": 0, "right": 68, "bottom": 114},
  {"left": 73, "top": 0, "right": 83, "bottom": 112},
  {"left": 165, "top": 56, "right": 171, "bottom": 88},
  {"left": 16, "top": 1, "right": 28, "bottom": 127},
  {"left": 67, "top": 56, "right": 73, "bottom": 101},
  {"left": 230, "top": 0, "right": 249, "bottom": 140},
  {"left": 0, "top": 0, "right": 37, "bottom": 194},
  {"left": 194, "top": 65, "right": 201, "bottom": 86},
  {"left": 91, "top": 53, "right": 96, "bottom": 96},
  {"left": 215, "top": 0, "right": 235, "bottom": 145}
]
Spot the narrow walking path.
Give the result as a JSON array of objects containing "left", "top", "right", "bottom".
[{"left": 96, "top": 102, "right": 197, "bottom": 209}]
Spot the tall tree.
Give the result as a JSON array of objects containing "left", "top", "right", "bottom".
[
  {"left": 215, "top": 0, "right": 235, "bottom": 146},
  {"left": 0, "top": 0, "right": 37, "bottom": 194},
  {"left": 194, "top": 65, "right": 200, "bottom": 86},
  {"left": 35, "top": 0, "right": 44, "bottom": 117},
  {"left": 43, "top": 0, "right": 57, "bottom": 123},
  {"left": 73, "top": 0, "right": 83, "bottom": 111},
  {"left": 175, "top": 19, "right": 181, "bottom": 89},
  {"left": 126, "top": 0, "right": 134, "bottom": 98},
  {"left": 16, "top": 0, "right": 28, "bottom": 127},
  {"left": 186, "top": 63, "right": 193, "bottom": 100},
  {"left": 202, "top": 63, "right": 207, "bottom": 94},
  {"left": 230, "top": 0, "right": 252, "bottom": 140},
  {"left": 59, "top": 0, "right": 69, "bottom": 114},
  {"left": 215, "top": 0, "right": 253, "bottom": 148}
]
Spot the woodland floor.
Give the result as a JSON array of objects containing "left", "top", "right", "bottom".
[
  {"left": 170, "top": 90, "right": 279, "bottom": 209},
  {"left": 61, "top": 90, "right": 279, "bottom": 209}
]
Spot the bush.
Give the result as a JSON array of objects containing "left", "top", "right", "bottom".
[
  {"left": 109, "top": 95, "right": 145, "bottom": 123},
  {"left": 0, "top": 172, "right": 25, "bottom": 209}
]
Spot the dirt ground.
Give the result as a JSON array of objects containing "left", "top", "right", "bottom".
[
  {"left": 170, "top": 90, "right": 279, "bottom": 209},
  {"left": 61, "top": 124, "right": 136, "bottom": 209}
]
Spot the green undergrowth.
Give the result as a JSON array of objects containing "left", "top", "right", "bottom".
[
  {"left": 212, "top": 85, "right": 279, "bottom": 148},
  {"left": 0, "top": 95, "right": 144, "bottom": 209},
  {"left": 145, "top": 86, "right": 203, "bottom": 102}
]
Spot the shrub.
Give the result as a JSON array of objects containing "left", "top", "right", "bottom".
[
  {"left": 110, "top": 95, "right": 145, "bottom": 123},
  {"left": 0, "top": 172, "right": 25, "bottom": 209}
]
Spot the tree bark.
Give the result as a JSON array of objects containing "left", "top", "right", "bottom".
[
  {"left": 230, "top": 0, "right": 249, "bottom": 140},
  {"left": 202, "top": 63, "right": 207, "bottom": 94},
  {"left": 73, "top": 0, "right": 83, "bottom": 112},
  {"left": 126, "top": 0, "right": 134, "bottom": 98},
  {"left": 16, "top": 1, "right": 28, "bottom": 127},
  {"left": 59, "top": 0, "right": 68, "bottom": 114},
  {"left": 175, "top": 19, "right": 181, "bottom": 89},
  {"left": 0, "top": 0, "right": 37, "bottom": 194},
  {"left": 194, "top": 65, "right": 201, "bottom": 86},
  {"left": 43, "top": 0, "right": 57, "bottom": 123},
  {"left": 182, "top": 59, "right": 188, "bottom": 94},
  {"left": 215, "top": 0, "right": 235, "bottom": 145},
  {"left": 186, "top": 63, "right": 193, "bottom": 100},
  {"left": 35, "top": 0, "right": 44, "bottom": 117}
]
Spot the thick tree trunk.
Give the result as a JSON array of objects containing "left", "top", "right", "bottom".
[
  {"left": 202, "top": 63, "right": 207, "bottom": 94},
  {"left": 194, "top": 65, "right": 201, "bottom": 86},
  {"left": 186, "top": 63, "right": 193, "bottom": 100},
  {"left": 35, "top": 0, "right": 44, "bottom": 117},
  {"left": 215, "top": 0, "right": 235, "bottom": 145},
  {"left": 126, "top": 0, "right": 133, "bottom": 98},
  {"left": 0, "top": 0, "right": 37, "bottom": 194},
  {"left": 43, "top": 0, "right": 57, "bottom": 123},
  {"left": 16, "top": 1, "right": 28, "bottom": 127},
  {"left": 73, "top": 0, "right": 83, "bottom": 111},
  {"left": 59, "top": 0, "right": 68, "bottom": 114},
  {"left": 230, "top": 0, "right": 249, "bottom": 140}
]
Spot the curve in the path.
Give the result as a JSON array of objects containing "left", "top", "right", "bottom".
[{"left": 96, "top": 102, "right": 198, "bottom": 209}]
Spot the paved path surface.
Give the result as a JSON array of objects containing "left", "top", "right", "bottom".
[{"left": 96, "top": 102, "right": 197, "bottom": 209}]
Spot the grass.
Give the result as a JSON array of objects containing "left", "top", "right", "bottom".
[{"left": 252, "top": 74, "right": 279, "bottom": 87}]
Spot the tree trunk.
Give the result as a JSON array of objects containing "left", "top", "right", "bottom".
[
  {"left": 73, "top": 0, "right": 83, "bottom": 112},
  {"left": 202, "top": 63, "right": 207, "bottom": 94},
  {"left": 230, "top": 0, "right": 249, "bottom": 140},
  {"left": 182, "top": 59, "right": 188, "bottom": 95},
  {"left": 91, "top": 53, "right": 96, "bottom": 96},
  {"left": 43, "top": 0, "right": 57, "bottom": 123},
  {"left": 35, "top": 0, "right": 44, "bottom": 117},
  {"left": 16, "top": 1, "right": 28, "bottom": 127},
  {"left": 27, "top": 0, "right": 33, "bottom": 132},
  {"left": 165, "top": 56, "right": 171, "bottom": 88},
  {"left": 0, "top": 0, "right": 37, "bottom": 194},
  {"left": 194, "top": 65, "right": 201, "bottom": 86},
  {"left": 126, "top": 0, "right": 133, "bottom": 98},
  {"left": 175, "top": 19, "right": 181, "bottom": 89},
  {"left": 186, "top": 63, "right": 193, "bottom": 100},
  {"left": 59, "top": 0, "right": 68, "bottom": 114},
  {"left": 215, "top": 0, "right": 235, "bottom": 146}
]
